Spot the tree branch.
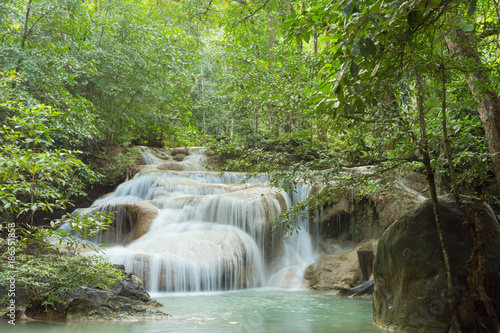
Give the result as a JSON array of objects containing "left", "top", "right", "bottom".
[
  {"left": 201, "top": 0, "right": 213, "bottom": 16},
  {"left": 479, "top": 27, "right": 500, "bottom": 39},
  {"left": 233, "top": 0, "right": 271, "bottom": 27},
  {"left": 340, "top": 114, "right": 376, "bottom": 123},
  {"left": 23, "top": 7, "right": 57, "bottom": 48}
]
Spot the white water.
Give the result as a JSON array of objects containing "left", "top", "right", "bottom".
[{"left": 78, "top": 148, "right": 318, "bottom": 292}]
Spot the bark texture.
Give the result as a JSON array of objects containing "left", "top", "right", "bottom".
[{"left": 446, "top": 29, "right": 500, "bottom": 193}]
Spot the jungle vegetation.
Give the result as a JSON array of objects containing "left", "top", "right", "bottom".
[{"left": 1, "top": 0, "right": 500, "bottom": 330}]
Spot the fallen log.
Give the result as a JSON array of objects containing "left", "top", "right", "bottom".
[{"left": 338, "top": 279, "right": 374, "bottom": 297}]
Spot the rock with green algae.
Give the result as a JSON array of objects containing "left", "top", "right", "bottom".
[{"left": 373, "top": 194, "right": 500, "bottom": 332}]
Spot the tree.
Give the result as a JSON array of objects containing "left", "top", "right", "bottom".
[
  {"left": 0, "top": 101, "right": 97, "bottom": 226},
  {"left": 446, "top": 28, "right": 500, "bottom": 193},
  {"left": 280, "top": 0, "right": 500, "bottom": 331}
]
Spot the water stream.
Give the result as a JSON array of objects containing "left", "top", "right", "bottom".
[{"left": 78, "top": 147, "right": 317, "bottom": 292}]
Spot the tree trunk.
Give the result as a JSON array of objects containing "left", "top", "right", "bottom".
[
  {"left": 21, "top": 0, "right": 33, "bottom": 50},
  {"left": 415, "top": 67, "right": 456, "bottom": 328},
  {"left": 288, "top": 2, "right": 302, "bottom": 51},
  {"left": 438, "top": 41, "right": 498, "bottom": 333},
  {"left": 268, "top": 15, "right": 274, "bottom": 65},
  {"left": 313, "top": 30, "right": 318, "bottom": 55},
  {"left": 230, "top": 108, "right": 234, "bottom": 140},
  {"left": 446, "top": 29, "right": 500, "bottom": 194},
  {"left": 255, "top": 106, "right": 258, "bottom": 134}
]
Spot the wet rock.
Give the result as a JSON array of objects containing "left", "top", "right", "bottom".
[
  {"left": 1, "top": 307, "right": 28, "bottom": 321},
  {"left": 65, "top": 285, "right": 166, "bottom": 320},
  {"left": 397, "top": 171, "right": 429, "bottom": 196},
  {"left": 304, "top": 240, "right": 377, "bottom": 290},
  {"left": 172, "top": 153, "right": 186, "bottom": 162},
  {"left": 65, "top": 269, "right": 166, "bottom": 320},
  {"left": 133, "top": 305, "right": 146, "bottom": 312},
  {"left": 171, "top": 148, "right": 189, "bottom": 156},
  {"left": 110, "top": 265, "right": 153, "bottom": 303},
  {"left": 313, "top": 173, "right": 425, "bottom": 243},
  {"left": 123, "top": 202, "right": 158, "bottom": 243},
  {"left": 90, "top": 201, "right": 158, "bottom": 245},
  {"left": 157, "top": 162, "right": 184, "bottom": 171},
  {"left": 373, "top": 195, "right": 500, "bottom": 332}
]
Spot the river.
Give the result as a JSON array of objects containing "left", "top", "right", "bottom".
[{"left": 1, "top": 289, "right": 384, "bottom": 332}]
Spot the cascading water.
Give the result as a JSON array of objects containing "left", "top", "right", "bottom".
[{"left": 76, "top": 147, "right": 318, "bottom": 292}]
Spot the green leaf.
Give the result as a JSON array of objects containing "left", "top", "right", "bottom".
[
  {"left": 360, "top": 42, "right": 370, "bottom": 57},
  {"left": 351, "top": 42, "right": 361, "bottom": 57},
  {"left": 371, "top": 17, "right": 381, "bottom": 32},
  {"left": 451, "top": 17, "right": 463, "bottom": 26},
  {"left": 343, "top": 0, "right": 354, "bottom": 17},
  {"left": 350, "top": 60, "right": 359, "bottom": 79},
  {"left": 364, "top": 38, "right": 376, "bottom": 56},
  {"left": 459, "top": 23, "right": 474, "bottom": 32},
  {"left": 451, "top": 29, "right": 457, "bottom": 42},
  {"left": 295, "top": 35, "right": 302, "bottom": 45},
  {"left": 343, "top": 103, "right": 353, "bottom": 114},
  {"left": 468, "top": 0, "right": 477, "bottom": 17},
  {"left": 337, "top": 61, "right": 350, "bottom": 82},
  {"left": 303, "top": 32, "right": 310, "bottom": 44},
  {"left": 407, "top": 10, "right": 419, "bottom": 27},
  {"left": 355, "top": 98, "right": 365, "bottom": 112},
  {"left": 432, "top": 31, "right": 445, "bottom": 44},
  {"left": 334, "top": 84, "right": 342, "bottom": 95}
]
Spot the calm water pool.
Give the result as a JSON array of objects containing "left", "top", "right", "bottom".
[{"left": 1, "top": 289, "right": 387, "bottom": 332}]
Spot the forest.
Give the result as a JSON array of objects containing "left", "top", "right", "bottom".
[{"left": 1, "top": 0, "right": 500, "bottom": 332}]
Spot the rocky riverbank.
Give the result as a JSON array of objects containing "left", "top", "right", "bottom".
[{"left": 1, "top": 264, "right": 169, "bottom": 322}]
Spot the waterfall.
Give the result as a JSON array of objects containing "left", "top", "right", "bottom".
[{"left": 76, "top": 147, "right": 318, "bottom": 292}]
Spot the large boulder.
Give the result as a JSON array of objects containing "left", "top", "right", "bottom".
[
  {"left": 373, "top": 195, "right": 500, "bottom": 332},
  {"left": 304, "top": 240, "right": 377, "bottom": 290}
]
